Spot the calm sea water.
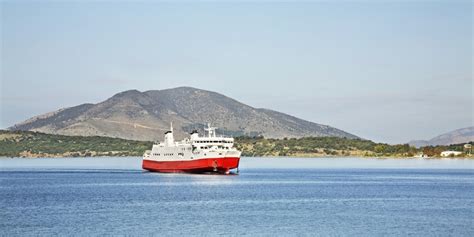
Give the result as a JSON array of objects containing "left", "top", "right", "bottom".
[{"left": 1, "top": 157, "right": 473, "bottom": 236}]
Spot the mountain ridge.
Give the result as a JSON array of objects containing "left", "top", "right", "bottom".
[
  {"left": 409, "top": 126, "right": 474, "bottom": 148},
  {"left": 9, "top": 87, "right": 358, "bottom": 141}
]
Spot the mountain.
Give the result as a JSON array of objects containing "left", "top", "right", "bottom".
[
  {"left": 409, "top": 127, "right": 474, "bottom": 148},
  {"left": 9, "top": 87, "right": 358, "bottom": 141}
]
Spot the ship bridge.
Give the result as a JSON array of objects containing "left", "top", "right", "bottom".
[{"left": 190, "top": 124, "right": 235, "bottom": 149}]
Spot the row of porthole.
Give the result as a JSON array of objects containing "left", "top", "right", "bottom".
[
  {"left": 153, "top": 153, "right": 174, "bottom": 156},
  {"left": 153, "top": 153, "right": 186, "bottom": 156}
]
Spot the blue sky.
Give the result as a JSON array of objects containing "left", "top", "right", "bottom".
[{"left": 1, "top": 1, "right": 472, "bottom": 144}]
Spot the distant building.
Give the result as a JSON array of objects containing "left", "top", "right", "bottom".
[
  {"left": 440, "top": 151, "right": 463, "bottom": 157},
  {"left": 413, "top": 153, "right": 429, "bottom": 158}
]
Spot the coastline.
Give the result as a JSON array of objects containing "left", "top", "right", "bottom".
[
  {"left": 2, "top": 156, "right": 473, "bottom": 171},
  {"left": 2, "top": 130, "right": 471, "bottom": 159},
  {"left": 1, "top": 155, "right": 472, "bottom": 159}
]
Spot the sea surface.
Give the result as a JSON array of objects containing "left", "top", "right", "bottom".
[{"left": 1, "top": 157, "right": 473, "bottom": 236}]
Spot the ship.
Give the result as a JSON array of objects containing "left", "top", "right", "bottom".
[{"left": 142, "top": 123, "right": 241, "bottom": 174}]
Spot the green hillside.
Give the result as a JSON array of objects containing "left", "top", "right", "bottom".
[
  {"left": 0, "top": 130, "right": 152, "bottom": 157},
  {"left": 0, "top": 130, "right": 470, "bottom": 158}
]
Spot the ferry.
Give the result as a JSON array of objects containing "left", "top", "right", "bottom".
[{"left": 142, "top": 123, "right": 241, "bottom": 174}]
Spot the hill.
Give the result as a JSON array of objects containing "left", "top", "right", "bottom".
[
  {"left": 9, "top": 87, "right": 358, "bottom": 141},
  {"left": 409, "top": 127, "right": 474, "bottom": 148},
  {"left": 1, "top": 130, "right": 469, "bottom": 158},
  {"left": 0, "top": 130, "right": 152, "bottom": 157}
]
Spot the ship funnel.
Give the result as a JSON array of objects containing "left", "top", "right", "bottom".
[{"left": 164, "top": 122, "right": 175, "bottom": 146}]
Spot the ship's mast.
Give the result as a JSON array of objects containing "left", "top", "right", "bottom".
[
  {"left": 164, "top": 122, "right": 174, "bottom": 146},
  {"left": 204, "top": 123, "right": 217, "bottom": 138}
]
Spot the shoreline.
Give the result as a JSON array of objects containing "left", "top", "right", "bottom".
[{"left": 1, "top": 155, "right": 472, "bottom": 159}]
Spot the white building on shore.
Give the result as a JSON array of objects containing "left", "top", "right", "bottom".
[{"left": 440, "top": 151, "right": 463, "bottom": 157}]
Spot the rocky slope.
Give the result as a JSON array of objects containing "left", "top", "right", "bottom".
[
  {"left": 10, "top": 87, "right": 358, "bottom": 141},
  {"left": 409, "top": 126, "right": 474, "bottom": 148}
]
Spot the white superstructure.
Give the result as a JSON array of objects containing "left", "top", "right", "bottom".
[{"left": 142, "top": 123, "right": 241, "bottom": 173}]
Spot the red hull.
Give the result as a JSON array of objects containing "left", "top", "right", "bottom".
[{"left": 142, "top": 157, "right": 240, "bottom": 174}]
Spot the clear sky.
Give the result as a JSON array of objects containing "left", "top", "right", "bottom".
[{"left": 1, "top": 1, "right": 472, "bottom": 144}]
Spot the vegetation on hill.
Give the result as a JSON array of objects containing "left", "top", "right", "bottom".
[
  {"left": 0, "top": 130, "right": 471, "bottom": 158},
  {"left": 234, "top": 136, "right": 471, "bottom": 157},
  {"left": 0, "top": 130, "right": 152, "bottom": 157}
]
